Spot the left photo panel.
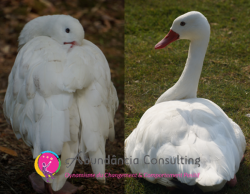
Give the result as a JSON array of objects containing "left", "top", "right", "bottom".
[{"left": 0, "top": 0, "right": 124, "bottom": 193}]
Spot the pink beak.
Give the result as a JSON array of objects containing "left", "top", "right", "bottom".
[
  {"left": 155, "top": 30, "right": 179, "bottom": 49},
  {"left": 64, "top": 41, "right": 78, "bottom": 48}
]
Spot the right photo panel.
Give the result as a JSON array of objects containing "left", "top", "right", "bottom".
[{"left": 125, "top": 0, "right": 249, "bottom": 194}]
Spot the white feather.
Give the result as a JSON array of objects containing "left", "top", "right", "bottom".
[{"left": 125, "top": 99, "right": 245, "bottom": 192}]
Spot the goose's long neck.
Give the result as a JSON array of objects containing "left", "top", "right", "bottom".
[{"left": 174, "top": 37, "right": 209, "bottom": 98}]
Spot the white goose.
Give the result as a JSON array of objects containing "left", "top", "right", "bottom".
[
  {"left": 3, "top": 15, "right": 118, "bottom": 194},
  {"left": 125, "top": 11, "right": 245, "bottom": 193}
]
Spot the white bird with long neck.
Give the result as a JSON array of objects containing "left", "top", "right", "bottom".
[
  {"left": 4, "top": 15, "right": 118, "bottom": 194},
  {"left": 125, "top": 11, "right": 245, "bottom": 193},
  {"left": 155, "top": 11, "right": 210, "bottom": 103}
]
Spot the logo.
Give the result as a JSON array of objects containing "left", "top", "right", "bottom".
[{"left": 34, "top": 151, "right": 61, "bottom": 182}]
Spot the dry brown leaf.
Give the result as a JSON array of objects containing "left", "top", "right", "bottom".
[
  {"left": 27, "top": 13, "right": 39, "bottom": 21},
  {"left": 0, "top": 133, "right": 6, "bottom": 138},
  {"left": 103, "top": 20, "right": 111, "bottom": 32},
  {"left": 3, "top": 6, "right": 18, "bottom": 14},
  {"left": 3, "top": 128, "right": 13, "bottom": 134},
  {"left": 0, "top": 89, "right": 6, "bottom": 94},
  {"left": 72, "top": 9, "right": 88, "bottom": 19},
  {"left": 0, "top": 146, "right": 18, "bottom": 156},
  {"left": 39, "top": 0, "right": 53, "bottom": 7},
  {"left": 1, "top": 45, "right": 10, "bottom": 54}
]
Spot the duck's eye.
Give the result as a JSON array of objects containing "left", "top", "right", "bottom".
[
  {"left": 65, "top": 28, "right": 70, "bottom": 33},
  {"left": 180, "top": 22, "right": 186, "bottom": 26}
]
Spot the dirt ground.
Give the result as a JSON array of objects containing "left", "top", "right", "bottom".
[{"left": 0, "top": 0, "right": 124, "bottom": 193}]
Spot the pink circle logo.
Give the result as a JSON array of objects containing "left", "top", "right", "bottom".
[
  {"left": 34, "top": 151, "right": 61, "bottom": 179},
  {"left": 38, "top": 152, "right": 59, "bottom": 173}
]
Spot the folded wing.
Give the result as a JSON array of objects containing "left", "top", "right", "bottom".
[{"left": 4, "top": 37, "right": 118, "bottom": 191}]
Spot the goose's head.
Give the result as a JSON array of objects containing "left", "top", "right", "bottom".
[
  {"left": 18, "top": 15, "right": 85, "bottom": 49},
  {"left": 155, "top": 11, "right": 210, "bottom": 49}
]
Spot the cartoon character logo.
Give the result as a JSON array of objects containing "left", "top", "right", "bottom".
[{"left": 34, "top": 151, "right": 61, "bottom": 182}]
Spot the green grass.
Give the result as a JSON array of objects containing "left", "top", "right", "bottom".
[{"left": 125, "top": 0, "right": 250, "bottom": 193}]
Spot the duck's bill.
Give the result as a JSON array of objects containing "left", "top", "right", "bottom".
[
  {"left": 155, "top": 30, "right": 179, "bottom": 49},
  {"left": 64, "top": 41, "right": 79, "bottom": 48}
]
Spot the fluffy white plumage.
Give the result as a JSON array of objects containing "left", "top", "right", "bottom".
[
  {"left": 3, "top": 15, "right": 118, "bottom": 191},
  {"left": 125, "top": 11, "right": 245, "bottom": 192}
]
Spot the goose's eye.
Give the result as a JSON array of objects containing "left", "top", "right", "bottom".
[
  {"left": 180, "top": 22, "right": 186, "bottom": 26},
  {"left": 65, "top": 28, "right": 70, "bottom": 33}
]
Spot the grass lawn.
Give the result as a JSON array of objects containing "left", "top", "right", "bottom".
[{"left": 125, "top": 0, "right": 250, "bottom": 193}]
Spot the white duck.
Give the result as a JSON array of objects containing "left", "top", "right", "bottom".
[
  {"left": 3, "top": 15, "right": 118, "bottom": 194},
  {"left": 125, "top": 11, "right": 245, "bottom": 193}
]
